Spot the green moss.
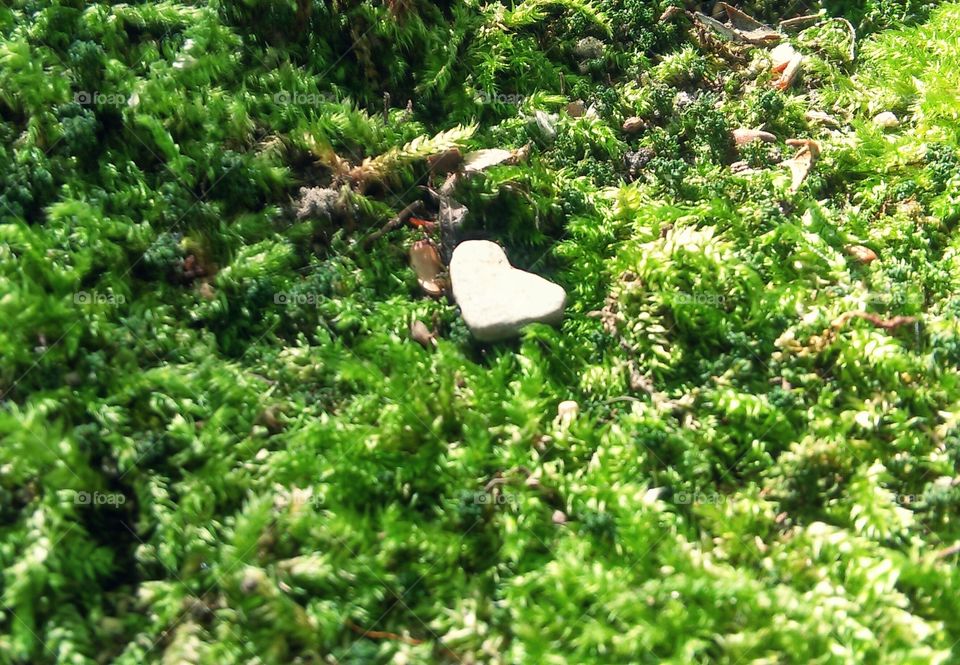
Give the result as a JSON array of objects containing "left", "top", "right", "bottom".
[{"left": 3, "top": 1, "right": 960, "bottom": 663}]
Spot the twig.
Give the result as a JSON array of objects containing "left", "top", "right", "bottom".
[
  {"left": 360, "top": 200, "right": 426, "bottom": 248},
  {"left": 346, "top": 620, "right": 424, "bottom": 645},
  {"left": 779, "top": 12, "right": 825, "bottom": 31},
  {"left": 832, "top": 311, "right": 918, "bottom": 331}
]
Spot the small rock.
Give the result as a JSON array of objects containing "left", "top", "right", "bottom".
[
  {"left": 873, "top": 111, "right": 900, "bottom": 129},
  {"left": 805, "top": 110, "right": 839, "bottom": 127},
  {"left": 450, "top": 240, "right": 566, "bottom": 342},
  {"left": 845, "top": 244, "right": 878, "bottom": 263},
  {"left": 622, "top": 116, "right": 646, "bottom": 134},
  {"left": 295, "top": 186, "right": 340, "bottom": 220},
  {"left": 624, "top": 148, "right": 655, "bottom": 180}
]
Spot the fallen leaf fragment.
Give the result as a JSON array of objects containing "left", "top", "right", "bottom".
[
  {"left": 845, "top": 244, "right": 878, "bottom": 263},
  {"left": 770, "top": 43, "right": 798, "bottom": 72},
  {"left": 408, "top": 216, "right": 437, "bottom": 231},
  {"left": 462, "top": 148, "right": 514, "bottom": 173},
  {"left": 774, "top": 51, "right": 803, "bottom": 89},
  {"left": 783, "top": 139, "right": 820, "bottom": 192},
  {"left": 410, "top": 319, "right": 437, "bottom": 349},
  {"left": 409, "top": 240, "right": 445, "bottom": 297},
  {"left": 805, "top": 110, "right": 839, "bottom": 127},
  {"left": 733, "top": 128, "right": 776, "bottom": 146}
]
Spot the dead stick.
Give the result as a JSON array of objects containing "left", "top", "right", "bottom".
[
  {"left": 347, "top": 620, "right": 424, "bottom": 645},
  {"left": 361, "top": 200, "right": 425, "bottom": 248}
]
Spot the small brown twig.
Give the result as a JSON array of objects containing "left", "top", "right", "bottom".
[
  {"left": 832, "top": 311, "right": 918, "bottom": 331},
  {"left": 360, "top": 200, "right": 426, "bottom": 248},
  {"left": 346, "top": 620, "right": 424, "bottom": 645}
]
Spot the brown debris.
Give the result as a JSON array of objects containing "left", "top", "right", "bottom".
[
  {"left": 845, "top": 245, "right": 878, "bottom": 264},
  {"left": 622, "top": 116, "right": 646, "bottom": 133},
  {"left": 408, "top": 239, "right": 445, "bottom": 297},
  {"left": 783, "top": 139, "right": 820, "bottom": 192},
  {"left": 774, "top": 50, "right": 803, "bottom": 89},
  {"left": 733, "top": 128, "right": 776, "bottom": 146},
  {"left": 410, "top": 319, "right": 437, "bottom": 349},
  {"left": 832, "top": 311, "right": 917, "bottom": 331},
  {"left": 428, "top": 147, "right": 463, "bottom": 175}
]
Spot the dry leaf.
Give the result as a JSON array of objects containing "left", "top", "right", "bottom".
[
  {"left": 774, "top": 51, "right": 803, "bottom": 89},
  {"left": 733, "top": 128, "right": 776, "bottom": 146},
  {"left": 717, "top": 2, "right": 781, "bottom": 43},
  {"left": 462, "top": 148, "right": 514, "bottom": 173},
  {"left": 805, "top": 110, "right": 839, "bottom": 127},
  {"left": 770, "top": 43, "right": 798, "bottom": 71},
  {"left": 409, "top": 240, "right": 444, "bottom": 296},
  {"left": 783, "top": 139, "right": 820, "bottom": 192},
  {"left": 694, "top": 9, "right": 780, "bottom": 45},
  {"left": 410, "top": 320, "right": 437, "bottom": 349}
]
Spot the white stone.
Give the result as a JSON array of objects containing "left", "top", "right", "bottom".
[
  {"left": 450, "top": 240, "right": 566, "bottom": 342},
  {"left": 873, "top": 111, "right": 900, "bottom": 128}
]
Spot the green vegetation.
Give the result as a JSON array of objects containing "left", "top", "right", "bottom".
[{"left": 2, "top": 0, "right": 960, "bottom": 662}]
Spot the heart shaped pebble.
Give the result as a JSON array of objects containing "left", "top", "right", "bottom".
[{"left": 450, "top": 240, "right": 566, "bottom": 342}]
